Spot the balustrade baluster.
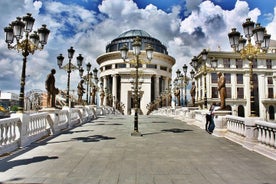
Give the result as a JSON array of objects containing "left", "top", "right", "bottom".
[{"left": 0, "top": 124, "right": 4, "bottom": 145}]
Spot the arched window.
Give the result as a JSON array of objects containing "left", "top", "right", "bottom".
[
  {"left": 238, "top": 105, "right": 245, "bottom": 117},
  {"left": 269, "top": 106, "right": 275, "bottom": 120}
]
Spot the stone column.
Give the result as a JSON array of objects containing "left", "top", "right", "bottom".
[
  {"left": 103, "top": 76, "right": 107, "bottom": 106},
  {"left": 112, "top": 74, "right": 117, "bottom": 107},
  {"left": 155, "top": 75, "right": 160, "bottom": 100},
  {"left": 258, "top": 74, "right": 266, "bottom": 119}
]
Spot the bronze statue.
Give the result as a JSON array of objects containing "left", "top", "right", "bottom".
[
  {"left": 100, "top": 90, "right": 105, "bottom": 106},
  {"left": 217, "top": 72, "right": 226, "bottom": 109},
  {"left": 174, "top": 87, "right": 180, "bottom": 106},
  {"left": 190, "top": 81, "right": 196, "bottom": 106},
  {"left": 45, "top": 69, "right": 59, "bottom": 108},
  {"left": 91, "top": 85, "right": 97, "bottom": 105},
  {"left": 77, "top": 80, "right": 85, "bottom": 104}
]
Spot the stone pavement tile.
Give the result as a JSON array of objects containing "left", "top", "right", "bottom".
[{"left": 1, "top": 115, "right": 276, "bottom": 184}]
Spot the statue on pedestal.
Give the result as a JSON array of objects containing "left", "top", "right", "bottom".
[
  {"left": 45, "top": 69, "right": 59, "bottom": 108},
  {"left": 174, "top": 87, "right": 180, "bottom": 106},
  {"left": 77, "top": 80, "right": 85, "bottom": 105},
  {"left": 217, "top": 72, "right": 226, "bottom": 110},
  {"left": 190, "top": 81, "right": 196, "bottom": 106}
]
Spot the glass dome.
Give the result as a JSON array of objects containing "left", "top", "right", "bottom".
[{"left": 106, "top": 29, "right": 168, "bottom": 55}]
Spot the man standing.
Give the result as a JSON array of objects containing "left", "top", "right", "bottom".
[
  {"left": 217, "top": 72, "right": 226, "bottom": 109},
  {"left": 45, "top": 69, "right": 59, "bottom": 108}
]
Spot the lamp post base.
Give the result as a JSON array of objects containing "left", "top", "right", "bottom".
[{"left": 131, "top": 130, "right": 142, "bottom": 137}]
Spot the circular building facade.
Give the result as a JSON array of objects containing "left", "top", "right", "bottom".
[{"left": 96, "top": 29, "right": 175, "bottom": 115}]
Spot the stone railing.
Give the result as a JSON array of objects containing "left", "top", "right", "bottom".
[
  {"left": 0, "top": 105, "right": 115, "bottom": 156},
  {"left": 0, "top": 117, "right": 21, "bottom": 155},
  {"left": 151, "top": 107, "right": 276, "bottom": 160}
]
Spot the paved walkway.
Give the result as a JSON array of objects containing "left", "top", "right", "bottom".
[{"left": 1, "top": 115, "right": 276, "bottom": 184}]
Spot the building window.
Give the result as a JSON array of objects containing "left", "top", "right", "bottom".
[
  {"left": 105, "top": 64, "right": 112, "bottom": 70},
  {"left": 252, "top": 59, "right": 257, "bottom": 68},
  {"left": 212, "top": 87, "right": 218, "bottom": 98},
  {"left": 211, "top": 73, "right": 217, "bottom": 83},
  {"left": 224, "top": 73, "right": 231, "bottom": 84},
  {"left": 146, "top": 64, "right": 157, "bottom": 69},
  {"left": 226, "top": 87, "right": 231, "bottom": 98},
  {"left": 266, "top": 59, "right": 272, "bottom": 69},
  {"left": 130, "top": 64, "right": 142, "bottom": 68},
  {"left": 236, "top": 59, "right": 243, "bottom": 68},
  {"left": 268, "top": 88, "right": 274, "bottom": 98},
  {"left": 238, "top": 105, "right": 245, "bottom": 117},
  {"left": 223, "top": 58, "right": 230, "bottom": 68},
  {"left": 237, "top": 74, "right": 243, "bottom": 84},
  {"left": 237, "top": 88, "right": 244, "bottom": 98},
  {"left": 268, "top": 77, "right": 273, "bottom": 84},
  {"left": 160, "top": 66, "right": 167, "bottom": 71},
  {"left": 115, "top": 63, "right": 126, "bottom": 68}
]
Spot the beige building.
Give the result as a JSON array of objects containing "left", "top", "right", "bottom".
[
  {"left": 96, "top": 30, "right": 175, "bottom": 115},
  {"left": 191, "top": 48, "right": 276, "bottom": 121}
]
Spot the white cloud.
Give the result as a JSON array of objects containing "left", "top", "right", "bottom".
[{"left": 0, "top": 0, "right": 274, "bottom": 94}]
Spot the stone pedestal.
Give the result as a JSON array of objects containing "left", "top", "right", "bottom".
[{"left": 213, "top": 110, "right": 232, "bottom": 137}]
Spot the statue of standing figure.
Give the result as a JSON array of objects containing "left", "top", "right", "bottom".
[
  {"left": 174, "top": 87, "right": 180, "bottom": 106},
  {"left": 217, "top": 72, "right": 226, "bottom": 110},
  {"left": 91, "top": 85, "right": 97, "bottom": 105},
  {"left": 190, "top": 81, "right": 196, "bottom": 106},
  {"left": 45, "top": 69, "right": 59, "bottom": 108},
  {"left": 77, "top": 80, "right": 85, "bottom": 105},
  {"left": 100, "top": 90, "right": 105, "bottom": 106}
]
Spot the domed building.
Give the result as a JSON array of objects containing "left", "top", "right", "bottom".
[{"left": 96, "top": 29, "right": 175, "bottom": 115}]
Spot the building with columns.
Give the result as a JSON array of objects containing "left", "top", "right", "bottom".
[
  {"left": 96, "top": 30, "right": 175, "bottom": 115},
  {"left": 191, "top": 48, "right": 276, "bottom": 121}
]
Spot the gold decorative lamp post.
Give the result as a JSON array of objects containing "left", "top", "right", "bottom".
[
  {"left": 4, "top": 13, "right": 50, "bottom": 113},
  {"left": 57, "top": 47, "right": 83, "bottom": 106},
  {"left": 190, "top": 51, "right": 217, "bottom": 109},
  {"left": 120, "top": 37, "right": 153, "bottom": 136},
  {"left": 228, "top": 18, "right": 271, "bottom": 116}
]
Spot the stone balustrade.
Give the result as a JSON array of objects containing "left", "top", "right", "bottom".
[
  {"left": 0, "top": 117, "right": 21, "bottom": 155},
  {"left": 0, "top": 105, "right": 116, "bottom": 156},
  {"left": 151, "top": 107, "right": 276, "bottom": 160}
]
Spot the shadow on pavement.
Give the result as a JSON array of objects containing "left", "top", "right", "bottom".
[
  {"left": 72, "top": 135, "right": 116, "bottom": 142},
  {"left": 0, "top": 156, "right": 58, "bottom": 172},
  {"left": 162, "top": 128, "right": 193, "bottom": 133}
]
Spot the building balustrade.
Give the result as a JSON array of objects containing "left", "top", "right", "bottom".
[
  {"left": 0, "top": 105, "right": 117, "bottom": 156},
  {"left": 152, "top": 107, "right": 276, "bottom": 161}
]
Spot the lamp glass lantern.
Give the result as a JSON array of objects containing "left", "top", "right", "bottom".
[
  {"left": 68, "top": 46, "right": 75, "bottom": 59},
  {"left": 57, "top": 54, "right": 64, "bottom": 68},
  {"left": 76, "top": 54, "right": 84, "bottom": 68}
]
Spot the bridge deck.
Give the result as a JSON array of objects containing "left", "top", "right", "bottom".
[{"left": 1, "top": 115, "right": 276, "bottom": 184}]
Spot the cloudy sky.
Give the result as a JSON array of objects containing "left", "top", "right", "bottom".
[{"left": 0, "top": 0, "right": 276, "bottom": 95}]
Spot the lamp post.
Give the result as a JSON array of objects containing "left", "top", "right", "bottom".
[
  {"left": 183, "top": 64, "right": 188, "bottom": 107},
  {"left": 4, "top": 13, "right": 50, "bottom": 113},
  {"left": 57, "top": 47, "right": 83, "bottom": 106},
  {"left": 190, "top": 51, "right": 218, "bottom": 109},
  {"left": 120, "top": 37, "right": 153, "bottom": 136},
  {"left": 228, "top": 18, "right": 271, "bottom": 116}
]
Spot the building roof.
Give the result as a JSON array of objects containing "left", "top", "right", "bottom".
[{"left": 117, "top": 29, "right": 152, "bottom": 39}]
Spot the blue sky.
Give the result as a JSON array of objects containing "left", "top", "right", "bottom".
[{"left": 0, "top": 0, "right": 275, "bottom": 94}]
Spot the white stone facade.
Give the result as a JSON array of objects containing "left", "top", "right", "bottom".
[
  {"left": 96, "top": 30, "right": 175, "bottom": 115},
  {"left": 191, "top": 50, "right": 276, "bottom": 121}
]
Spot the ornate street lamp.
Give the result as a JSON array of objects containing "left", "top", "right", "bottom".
[
  {"left": 4, "top": 13, "right": 50, "bottom": 112},
  {"left": 120, "top": 37, "right": 153, "bottom": 136},
  {"left": 183, "top": 64, "right": 188, "bottom": 107},
  {"left": 57, "top": 47, "right": 83, "bottom": 106},
  {"left": 228, "top": 18, "right": 271, "bottom": 116},
  {"left": 190, "top": 53, "right": 218, "bottom": 109}
]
